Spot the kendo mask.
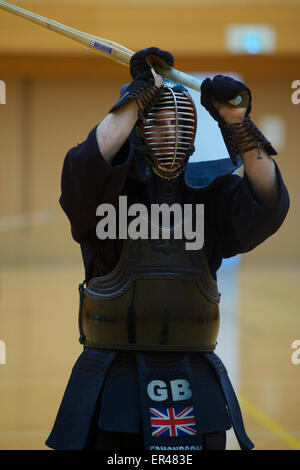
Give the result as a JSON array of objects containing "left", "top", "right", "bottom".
[{"left": 138, "top": 80, "right": 197, "bottom": 180}]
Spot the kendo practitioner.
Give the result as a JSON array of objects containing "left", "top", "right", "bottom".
[{"left": 46, "top": 48, "right": 289, "bottom": 451}]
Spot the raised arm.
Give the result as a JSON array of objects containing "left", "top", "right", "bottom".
[
  {"left": 96, "top": 67, "right": 164, "bottom": 164},
  {"left": 60, "top": 47, "right": 172, "bottom": 242},
  {"left": 200, "top": 75, "right": 289, "bottom": 258},
  {"left": 201, "top": 75, "right": 279, "bottom": 206}
]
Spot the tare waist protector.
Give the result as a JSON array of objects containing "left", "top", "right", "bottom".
[{"left": 79, "top": 236, "right": 220, "bottom": 352}]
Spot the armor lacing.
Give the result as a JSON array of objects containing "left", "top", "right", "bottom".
[
  {"left": 219, "top": 115, "right": 277, "bottom": 166},
  {"left": 131, "top": 83, "right": 162, "bottom": 121}
]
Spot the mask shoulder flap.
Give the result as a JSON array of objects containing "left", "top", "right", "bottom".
[{"left": 185, "top": 157, "right": 243, "bottom": 190}]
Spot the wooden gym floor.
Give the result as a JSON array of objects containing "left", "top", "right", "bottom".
[{"left": 0, "top": 260, "right": 299, "bottom": 450}]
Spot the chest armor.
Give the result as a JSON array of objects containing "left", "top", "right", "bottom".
[{"left": 79, "top": 175, "right": 220, "bottom": 352}]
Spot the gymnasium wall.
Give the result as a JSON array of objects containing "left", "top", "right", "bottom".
[{"left": 0, "top": 1, "right": 299, "bottom": 265}]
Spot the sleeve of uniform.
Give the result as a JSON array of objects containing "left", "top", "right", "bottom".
[
  {"left": 59, "top": 125, "right": 134, "bottom": 243},
  {"left": 214, "top": 160, "right": 290, "bottom": 258}
]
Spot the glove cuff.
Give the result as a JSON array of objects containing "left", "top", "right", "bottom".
[
  {"left": 219, "top": 116, "right": 277, "bottom": 165},
  {"left": 110, "top": 79, "right": 162, "bottom": 121}
]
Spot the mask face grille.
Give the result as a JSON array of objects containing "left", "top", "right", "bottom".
[{"left": 141, "top": 86, "right": 197, "bottom": 178}]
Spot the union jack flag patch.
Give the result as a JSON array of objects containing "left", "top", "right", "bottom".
[{"left": 150, "top": 406, "right": 197, "bottom": 438}]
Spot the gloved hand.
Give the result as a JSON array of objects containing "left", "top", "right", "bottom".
[
  {"left": 130, "top": 47, "right": 174, "bottom": 81},
  {"left": 200, "top": 75, "right": 276, "bottom": 164},
  {"left": 110, "top": 47, "right": 174, "bottom": 120},
  {"left": 200, "top": 75, "right": 252, "bottom": 125}
]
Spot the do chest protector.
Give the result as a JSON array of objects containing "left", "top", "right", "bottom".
[{"left": 79, "top": 219, "right": 221, "bottom": 352}]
